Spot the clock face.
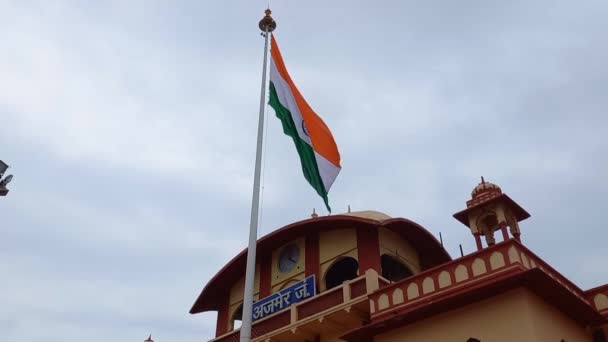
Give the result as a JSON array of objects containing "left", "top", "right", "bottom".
[{"left": 278, "top": 243, "right": 300, "bottom": 273}]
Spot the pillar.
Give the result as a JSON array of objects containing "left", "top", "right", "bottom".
[
  {"left": 215, "top": 300, "right": 229, "bottom": 337},
  {"left": 356, "top": 226, "right": 381, "bottom": 274},
  {"left": 305, "top": 231, "right": 320, "bottom": 289},
  {"left": 473, "top": 232, "right": 483, "bottom": 251},
  {"left": 499, "top": 221, "right": 509, "bottom": 241}
]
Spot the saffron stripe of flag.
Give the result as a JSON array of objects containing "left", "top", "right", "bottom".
[{"left": 268, "top": 34, "right": 341, "bottom": 212}]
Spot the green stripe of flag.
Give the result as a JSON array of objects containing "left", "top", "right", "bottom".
[{"left": 269, "top": 81, "right": 331, "bottom": 212}]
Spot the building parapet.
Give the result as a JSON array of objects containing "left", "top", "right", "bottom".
[
  {"left": 210, "top": 239, "right": 603, "bottom": 342},
  {"left": 211, "top": 270, "right": 389, "bottom": 342},
  {"left": 369, "top": 239, "right": 590, "bottom": 319}
]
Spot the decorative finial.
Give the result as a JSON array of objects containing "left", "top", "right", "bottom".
[
  {"left": 481, "top": 176, "right": 485, "bottom": 184},
  {"left": 259, "top": 8, "right": 277, "bottom": 33},
  {"left": 144, "top": 335, "right": 153, "bottom": 342},
  {"left": 311, "top": 208, "right": 318, "bottom": 218},
  {"left": 347, "top": 205, "right": 351, "bottom": 213}
]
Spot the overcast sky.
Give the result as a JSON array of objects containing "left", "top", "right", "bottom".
[{"left": 1, "top": 1, "right": 607, "bottom": 341}]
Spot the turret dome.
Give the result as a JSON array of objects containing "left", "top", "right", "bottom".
[{"left": 471, "top": 177, "right": 502, "bottom": 199}]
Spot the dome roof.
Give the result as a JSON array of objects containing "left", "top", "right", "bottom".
[
  {"left": 190, "top": 214, "right": 451, "bottom": 314},
  {"left": 471, "top": 177, "right": 502, "bottom": 198},
  {"left": 343, "top": 210, "right": 392, "bottom": 221}
]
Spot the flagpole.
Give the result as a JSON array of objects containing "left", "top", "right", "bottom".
[{"left": 240, "top": 9, "right": 276, "bottom": 342}]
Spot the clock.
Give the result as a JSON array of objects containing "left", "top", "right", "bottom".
[{"left": 278, "top": 243, "right": 300, "bottom": 273}]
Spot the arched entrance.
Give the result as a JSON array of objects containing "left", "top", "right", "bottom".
[
  {"left": 381, "top": 254, "right": 413, "bottom": 282},
  {"left": 324, "top": 257, "right": 359, "bottom": 290},
  {"left": 231, "top": 303, "right": 243, "bottom": 330}
]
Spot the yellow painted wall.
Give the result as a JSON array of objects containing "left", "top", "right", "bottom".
[
  {"left": 319, "top": 228, "right": 357, "bottom": 264},
  {"left": 318, "top": 228, "right": 358, "bottom": 292},
  {"left": 375, "top": 288, "right": 592, "bottom": 342},
  {"left": 526, "top": 290, "right": 592, "bottom": 341},
  {"left": 227, "top": 267, "right": 260, "bottom": 331},
  {"left": 271, "top": 273, "right": 305, "bottom": 293},
  {"left": 378, "top": 227, "right": 420, "bottom": 273},
  {"left": 271, "top": 238, "right": 306, "bottom": 289},
  {"left": 229, "top": 267, "right": 260, "bottom": 306}
]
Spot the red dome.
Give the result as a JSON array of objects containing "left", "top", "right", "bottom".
[
  {"left": 190, "top": 215, "right": 451, "bottom": 314},
  {"left": 471, "top": 177, "right": 502, "bottom": 198}
]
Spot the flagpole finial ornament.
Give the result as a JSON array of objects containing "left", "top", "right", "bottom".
[
  {"left": 311, "top": 208, "right": 318, "bottom": 218},
  {"left": 259, "top": 8, "right": 276, "bottom": 33}
]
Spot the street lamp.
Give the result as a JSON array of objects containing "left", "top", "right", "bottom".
[{"left": 0, "top": 160, "right": 13, "bottom": 196}]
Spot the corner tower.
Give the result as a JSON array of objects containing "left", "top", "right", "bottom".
[{"left": 453, "top": 178, "right": 530, "bottom": 250}]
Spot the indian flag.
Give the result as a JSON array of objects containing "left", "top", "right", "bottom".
[{"left": 268, "top": 34, "right": 341, "bottom": 212}]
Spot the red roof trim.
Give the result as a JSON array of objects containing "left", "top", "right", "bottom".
[
  {"left": 453, "top": 194, "right": 531, "bottom": 226},
  {"left": 586, "top": 284, "right": 608, "bottom": 296},
  {"left": 190, "top": 215, "right": 451, "bottom": 314},
  {"left": 341, "top": 268, "right": 604, "bottom": 341}
]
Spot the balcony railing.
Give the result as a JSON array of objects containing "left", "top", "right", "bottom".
[
  {"left": 369, "top": 239, "right": 590, "bottom": 319},
  {"left": 211, "top": 270, "right": 387, "bottom": 342}
]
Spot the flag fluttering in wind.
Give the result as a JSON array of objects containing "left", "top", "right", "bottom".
[{"left": 268, "top": 34, "right": 341, "bottom": 212}]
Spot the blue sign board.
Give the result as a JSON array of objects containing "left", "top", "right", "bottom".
[{"left": 252, "top": 275, "right": 316, "bottom": 321}]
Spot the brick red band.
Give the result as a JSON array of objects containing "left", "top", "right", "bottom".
[
  {"left": 305, "top": 231, "right": 320, "bottom": 289},
  {"left": 215, "top": 299, "right": 229, "bottom": 337},
  {"left": 259, "top": 253, "right": 272, "bottom": 298},
  {"left": 357, "top": 226, "right": 381, "bottom": 274}
]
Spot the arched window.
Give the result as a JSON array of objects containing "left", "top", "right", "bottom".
[
  {"left": 477, "top": 212, "right": 499, "bottom": 245},
  {"left": 324, "top": 257, "right": 359, "bottom": 290},
  {"left": 231, "top": 303, "right": 243, "bottom": 330},
  {"left": 381, "top": 254, "right": 413, "bottom": 282}
]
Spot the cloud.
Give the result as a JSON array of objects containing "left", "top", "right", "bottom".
[{"left": 1, "top": 1, "right": 607, "bottom": 341}]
